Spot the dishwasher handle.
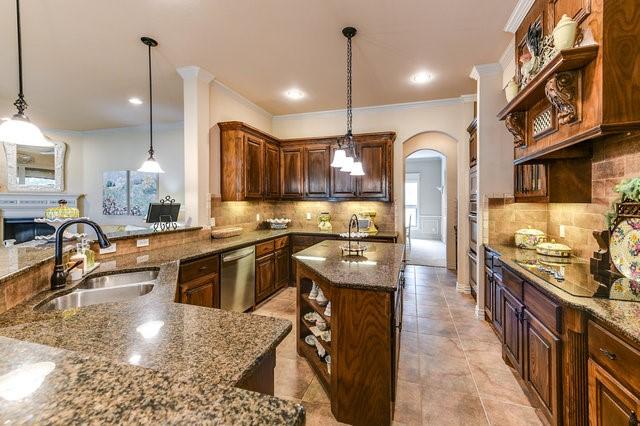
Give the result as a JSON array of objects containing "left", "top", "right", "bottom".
[{"left": 222, "top": 248, "right": 255, "bottom": 263}]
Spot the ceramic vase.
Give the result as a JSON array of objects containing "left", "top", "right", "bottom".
[
  {"left": 505, "top": 79, "right": 519, "bottom": 102},
  {"left": 553, "top": 14, "right": 578, "bottom": 50},
  {"left": 316, "top": 289, "right": 329, "bottom": 306},
  {"left": 309, "top": 282, "right": 319, "bottom": 300},
  {"left": 324, "top": 301, "right": 332, "bottom": 317}
]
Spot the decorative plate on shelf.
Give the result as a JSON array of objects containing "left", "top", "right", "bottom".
[
  {"left": 610, "top": 218, "right": 640, "bottom": 281},
  {"left": 304, "top": 335, "right": 317, "bottom": 346},
  {"left": 609, "top": 278, "right": 640, "bottom": 303}
]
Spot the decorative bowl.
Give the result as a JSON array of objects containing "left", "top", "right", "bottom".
[
  {"left": 515, "top": 227, "right": 546, "bottom": 249},
  {"left": 266, "top": 218, "right": 291, "bottom": 229},
  {"left": 536, "top": 240, "right": 572, "bottom": 257}
]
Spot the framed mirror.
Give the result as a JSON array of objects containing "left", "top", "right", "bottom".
[{"left": 3, "top": 140, "right": 66, "bottom": 192}]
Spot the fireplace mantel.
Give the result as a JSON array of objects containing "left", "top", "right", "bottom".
[{"left": 0, "top": 193, "right": 83, "bottom": 219}]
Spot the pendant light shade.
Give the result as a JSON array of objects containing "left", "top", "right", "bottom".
[
  {"left": 330, "top": 148, "right": 347, "bottom": 168},
  {"left": 0, "top": 0, "right": 51, "bottom": 148},
  {"left": 350, "top": 161, "right": 365, "bottom": 176},
  {"left": 340, "top": 156, "right": 354, "bottom": 173},
  {"left": 138, "top": 36, "right": 164, "bottom": 174}
]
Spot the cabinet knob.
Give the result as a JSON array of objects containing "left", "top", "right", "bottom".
[{"left": 599, "top": 347, "right": 617, "bottom": 360}]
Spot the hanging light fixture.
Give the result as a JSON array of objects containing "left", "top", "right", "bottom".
[
  {"left": 0, "top": 0, "right": 51, "bottom": 148},
  {"left": 138, "top": 37, "right": 165, "bottom": 174},
  {"left": 332, "top": 26, "right": 363, "bottom": 176}
]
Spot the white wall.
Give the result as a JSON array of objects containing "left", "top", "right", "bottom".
[
  {"left": 209, "top": 81, "right": 273, "bottom": 196},
  {"left": 405, "top": 157, "right": 444, "bottom": 240}
]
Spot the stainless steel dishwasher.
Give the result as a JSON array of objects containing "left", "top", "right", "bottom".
[{"left": 221, "top": 246, "right": 255, "bottom": 312}]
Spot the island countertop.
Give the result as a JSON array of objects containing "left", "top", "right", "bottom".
[{"left": 293, "top": 240, "right": 405, "bottom": 292}]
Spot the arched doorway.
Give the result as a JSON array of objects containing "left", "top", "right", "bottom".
[
  {"left": 402, "top": 131, "right": 458, "bottom": 270},
  {"left": 404, "top": 149, "right": 446, "bottom": 267}
]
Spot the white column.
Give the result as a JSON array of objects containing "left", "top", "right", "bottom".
[
  {"left": 177, "top": 66, "right": 214, "bottom": 227},
  {"left": 470, "top": 63, "right": 514, "bottom": 318}
]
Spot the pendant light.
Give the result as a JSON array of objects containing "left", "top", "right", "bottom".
[
  {"left": 138, "top": 37, "right": 165, "bottom": 174},
  {"left": 0, "top": 0, "right": 51, "bottom": 148}
]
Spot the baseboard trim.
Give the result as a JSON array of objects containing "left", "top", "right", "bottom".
[
  {"left": 456, "top": 281, "right": 471, "bottom": 294},
  {"left": 475, "top": 305, "right": 485, "bottom": 319}
]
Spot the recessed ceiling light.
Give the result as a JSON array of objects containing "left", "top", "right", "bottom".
[
  {"left": 284, "top": 89, "right": 305, "bottom": 100},
  {"left": 128, "top": 97, "right": 143, "bottom": 105},
  {"left": 410, "top": 71, "right": 433, "bottom": 84}
]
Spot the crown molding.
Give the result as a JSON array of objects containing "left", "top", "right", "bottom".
[
  {"left": 469, "top": 63, "right": 502, "bottom": 81},
  {"left": 504, "top": 0, "right": 535, "bottom": 33},
  {"left": 273, "top": 96, "right": 468, "bottom": 120},
  {"left": 212, "top": 80, "right": 273, "bottom": 119},
  {"left": 177, "top": 66, "right": 214, "bottom": 83},
  {"left": 499, "top": 38, "right": 516, "bottom": 72},
  {"left": 459, "top": 94, "right": 477, "bottom": 103}
]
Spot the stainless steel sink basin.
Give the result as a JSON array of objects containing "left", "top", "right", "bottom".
[
  {"left": 37, "top": 270, "right": 159, "bottom": 312},
  {"left": 77, "top": 270, "right": 159, "bottom": 290}
]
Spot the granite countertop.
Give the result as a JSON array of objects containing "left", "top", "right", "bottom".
[
  {"left": 103, "top": 225, "right": 203, "bottom": 241},
  {"left": 0, "top": 244, "right": 303, "bottom": 423},
  {"left": 0, "top": 227, "right": 397, "bottom": 285},
  {"left": 0, "top": 336, "right": 304, "bottom": 425},
  {"left": 487, "top": 243, "right": 640, "bottom": 347},
  {"left": 293, "top": 240, "right": 405, "bottom": 292}
]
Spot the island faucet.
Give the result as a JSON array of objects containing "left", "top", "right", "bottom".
[{"left": 51, "top": 219, "right": 111, "bottom": 290}]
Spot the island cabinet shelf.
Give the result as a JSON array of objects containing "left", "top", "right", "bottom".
[
  {"left": 497, "top": 45, "right": 599, "bottom": 121},
  {"left": 294, "top": 241, "right": 404, "bottom": 426}
]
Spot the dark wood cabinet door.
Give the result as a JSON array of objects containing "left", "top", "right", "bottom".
[
  {"left": 484, "top": 268, "right": 493, "bottom": 321},
  {"left": 244, "top": 135, "right": 264, "bottom": 198},
  {"left": 588, "top": 359, "right": 640, "bottom": 426},
  {"left": 180, "top": 274, "right": 219, "bottom": 308},
  {"left": 275, "top": 248, "right": 289, "bottom": 290},
  {"left": 304, "top": 145, "right": 330, "bottom": 198},
  {"left": 264, "top": 142, "right": 280, "bottom": 198},
  {"left": 330, "top": 146, "right": 356, "bottom": 198},
  {"left": 256, "top": 253, "right": 275, "bottom": 303},
  {"left": 502, "top": 288, "right": 524, "bottom": 374},
  {"left": 281, "top": 146, "right": 303, "bottom": 199},
  {"left": 524, "top": 311, "right": 561, "bottom": 424},
  {"left": 357, "top": 141, "right": 388, "bottom": 199},
  {"left": 492, "top": 278, "right": 504, "bottom": 339}
]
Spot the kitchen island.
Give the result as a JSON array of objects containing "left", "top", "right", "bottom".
[{"left": 293, "top": 240, "right": 405, "bottom": 425}]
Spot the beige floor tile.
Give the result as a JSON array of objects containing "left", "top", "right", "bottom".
[
  {"left": 481, "top": 399, "right": 544, "bottom": 426},
  {"left": 301, "top": 401, "right": 348, "bottom": 426},
  {"left": 398, "top": 353, "right": 421, "bottom": 384},
  {"left": 400, "top": 331, "right": 420, "bottom": 354},
  {"left": 417, "top": 334, "right": 464, "bottom": 358},
  {"left": 274, "top": 356, "right": 314, "bottom": 399},
  {"left": 420, "top": 353, "right": 471, "bottom": 376},
  {"left": 471, "top": 365, "right": 533, "bottom": 407},
  {"left": 394, "top": 380, "right": 423, "bottom": 425},
  {"left": 422, "top": 391, "right": 488, "bottom": 426},
  {"left": 302, "top": 378, "right": 331, "bottom": 404},
  {"left": 420, "top": 369, "right": 478, "bottom": 395},
  {"left": 417, "top": 317, "right": 458, "bottom": 338}
]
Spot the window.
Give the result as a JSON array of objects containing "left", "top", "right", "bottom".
[{"left": 405, "top": 174, "right": 420, "bottom": 229}]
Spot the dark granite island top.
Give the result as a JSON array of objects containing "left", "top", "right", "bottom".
[
  {"left": 292, "top": 240, "right": 405, "bottom": 292},
  {"left": 0, "top": 336, "right": 303, "bottom": 425}
]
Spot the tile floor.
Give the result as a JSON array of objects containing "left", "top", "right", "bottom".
[
  {"left": 406, "top": 239, "right": 447, "bottom": 268},
  {"left": 254, "top": 265, "right": 546, "bottom": 425}
]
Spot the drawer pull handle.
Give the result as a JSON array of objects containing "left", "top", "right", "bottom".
[
  {"left": 599, "top": 347, "right": 617, "bottom": 360},
  {"left": 199, "top": 266, "right": 208, "bottom": 271}
]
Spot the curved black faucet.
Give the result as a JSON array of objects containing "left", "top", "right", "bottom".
[{"left": 50, "top": 219, "right": 111, "bottom": 290}]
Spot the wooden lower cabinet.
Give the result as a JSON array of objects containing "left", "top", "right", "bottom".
[
  {"left": 484, "top": 266, "right": 493, "bottom": 322},
  {"left": 502, "top": 288, "right": 525, "bottom": 375},
  {"left": 524, "top": 310, "right": 561, "bottom": 424},
  {"left": 275, "top": 247, "right": 289, "bottom": 290},
  {"left": 177, "top": 254, "right": 220, "bottom": 308},
  {"left": 492, "top": 275, "right": 504, "bottom": 339},
  {"left": 588, "top": 359, "right": 640, "bottom": 426},
  {"left": 256, "top": 253, "right": 275, "bottom": 304}
]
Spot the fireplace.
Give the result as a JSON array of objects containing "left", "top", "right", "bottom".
[{"left": 3, "top": 218, "right": 55, "bottom": 244}]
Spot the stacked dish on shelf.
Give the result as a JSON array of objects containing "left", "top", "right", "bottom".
[{"left": 303, "top": 281, "right": 332, "bottom": 373}]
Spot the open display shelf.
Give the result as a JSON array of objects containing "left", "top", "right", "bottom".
[
  {"left": 497, "top": 45, "right": 599, "bottom": 120},
  {"left": 300, "top": 293, "right": 331, "bottom": 324},
  {"left": 300, "top": 318, "right": 331, "bottom": 352},
  {"left": 297, "top": 336, "right": 330, "bottom": 389}
]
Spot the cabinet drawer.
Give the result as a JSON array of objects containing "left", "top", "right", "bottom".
[
  {"left": 256, "top": 240, "right": 275, "bottom": 257},
  {"left": 502, "top": 266, "right": 523, "bottom": 301},
  {"left": 274, "top": 236, "right": 289, "bottom": 250},
  {"left": 523, "top": 282, "right": 562, "bottom": 334},
  {"left": 484, "top": 248, "right": 494, "bottom": 268},
  {"left": 589, "top": 321, "right": 640, "bottom": 393},
  {"left": 291, "top": 235, "right": 315, "bottom": 247},
  {"left": 179, "top": 255, "right": 219, "bottom": 283}
]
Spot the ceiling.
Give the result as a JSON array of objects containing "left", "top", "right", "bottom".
[{"left": 0, "top": 0, "right": 516, "bottom": 131}]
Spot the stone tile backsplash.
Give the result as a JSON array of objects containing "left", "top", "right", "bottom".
[{"left": 211, "top": 198, "right": 396, "bottom": 232}]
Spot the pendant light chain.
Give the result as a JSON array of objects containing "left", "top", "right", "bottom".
[
  {"left": 346, "top": 33, "right": 353, "bottom": 137},
  {"left": 13, "top": 0, "right": 28, "bottom": 115},
  {"left": 147, "top": 42, "right": 154, "bottom": 158}
]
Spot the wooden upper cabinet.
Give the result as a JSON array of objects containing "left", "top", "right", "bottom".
[
  {"left": 304, "top": 145, "right": 331, "bottom": 198},
  {"left": 264, "top": 142, "right": 280, "bottom": 198},
  {"left": 281, "top": 146, "right": 304, "bottom": 199},
  {"left": 357, "top": 140, "right": 390, "bottom": 199},
  {"left": 244, "top": 135, "right": 264, "bottom": 199},
  {"left": 330, "top": 146, "right": 356, "bottom": 198}
]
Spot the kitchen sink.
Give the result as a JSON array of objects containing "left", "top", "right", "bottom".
[
  {"left": 37, "top": 270, "right": 158, "bottom": 312},
  {"left": 77, "top": 270, "right": 159, "bottom": 290}
]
